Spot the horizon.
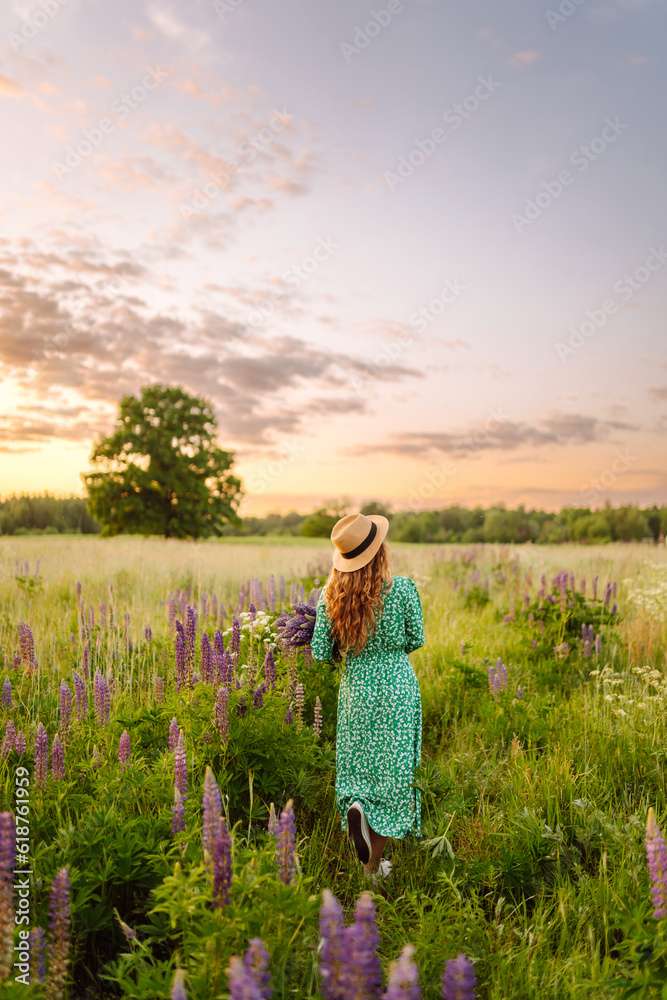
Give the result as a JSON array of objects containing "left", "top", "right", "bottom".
[{"left": 1, "top": 1, "right": 666, "bottom": 510}]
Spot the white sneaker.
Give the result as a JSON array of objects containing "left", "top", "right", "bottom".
[
  {"left": 347, "top": 802, "right": 372, "bottom": 865},
  {"left": 369, "top": 858, "right": 393, "bottom": 883}
]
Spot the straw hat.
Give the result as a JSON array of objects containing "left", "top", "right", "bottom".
[{"left": 330, "top": 512, "right": 389, "bottom": 572}]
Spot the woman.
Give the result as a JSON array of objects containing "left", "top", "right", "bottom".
[{"left": 310, "top": 512, "right": 424, "bottom": 877}]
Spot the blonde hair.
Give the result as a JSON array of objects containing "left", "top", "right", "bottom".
[{"left": 324, "top": 543, "right": 391, "bottom": 655}]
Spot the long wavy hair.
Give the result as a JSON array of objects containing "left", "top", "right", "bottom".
[{"left": 324, "top": 543, "right": 391, "bottom": 656}]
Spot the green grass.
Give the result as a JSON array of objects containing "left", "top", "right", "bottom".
[{"left": 0, "top": 537, "right": 666, "bottom": 998}]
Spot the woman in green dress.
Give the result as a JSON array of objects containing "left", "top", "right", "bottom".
[{"left": 310, "top": 512, "right": 424, "bottom": 877}]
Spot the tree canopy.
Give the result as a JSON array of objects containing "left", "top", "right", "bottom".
[{"left": 83, "top": 384, "right": 242, "bottom": 538}]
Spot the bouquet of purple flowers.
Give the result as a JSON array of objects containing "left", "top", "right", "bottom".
[{"left": 275, "top": 591, "right": 320, "bottom": 650}]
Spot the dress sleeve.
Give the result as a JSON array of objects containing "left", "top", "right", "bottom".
[
  {"left": 403, "top": 578, "right": 425, "bottom": 653},
  {"left": 311, "top": 595, "right": 335, "bottom": 662}
]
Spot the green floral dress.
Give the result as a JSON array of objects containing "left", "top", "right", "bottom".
[{"left": 311, "top": 575, "right": 424, "bottom": 839}]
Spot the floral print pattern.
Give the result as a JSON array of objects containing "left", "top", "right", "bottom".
[{"left": 311, "top": 575, "right": 425, "bottom": 839}]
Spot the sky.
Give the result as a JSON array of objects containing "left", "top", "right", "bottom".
[{"left": 0, "top": 0, "right": 666, "bottom": 516}]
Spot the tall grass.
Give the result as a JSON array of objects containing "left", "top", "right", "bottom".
[{"left": 0, "top": 537, "right": 666, "bottom": 998}]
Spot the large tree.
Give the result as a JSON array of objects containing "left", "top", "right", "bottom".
[{"left": 83, "top": 384, "right": 243, "bottom": 538}]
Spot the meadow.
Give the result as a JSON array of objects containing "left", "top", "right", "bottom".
[{"left": 0, "top": 535, "right": 666, "bottom": 999}]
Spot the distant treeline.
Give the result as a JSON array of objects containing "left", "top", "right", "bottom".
[
  {"left": 1, "top": 494, "right": 666, "bottom": 544},
  {"left": 229, "top": 502, "right": 667, "bottom": 544},
  {"left": 0, "top": 495, "right": 100, "bottom": 535}
]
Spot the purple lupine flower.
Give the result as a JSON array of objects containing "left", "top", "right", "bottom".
[
  {"left": 212, "top": 817, "right": 233, "bottom": 908},
  {"left": 185, "top": 605, "right": 197, "bottom": 678},
  {"left": 18, "top": 622, "right": 37, "bottom": 669},
  {"left": 604, "top": 582, "right": 612, "bottom": 607},
  {"left": 253, "top": 684, "right": 266, "bottom": 709},
  {"left": 274, "top": 800, "right": 296, "bottom": 885},
  {"left": 294, "top": 682, "right": 305, "bottom": 729},
  {"left": 59, "top": 683, "right": 72, "bottom": 731},
  {"left": 0, "top": 812, "right": 15, "bottom": 884},
  {"left": 1, "top": 679, "right": 11, "bottom": 709},
  {"left": 345, "top": 892, "right": 382, "bottom": 998},
  {"left": 275, "top": 604, "right": 317, "bottom": 650},
  {"left": 73, "top": 672, "right": 87, "bottom": 720},
  {"left": 244, "top": 938, "right": 272, "bottom": 999},
  {"left": 487, "top": 658, "right": 508, "bottom": 696},
  {"left": 171, "top": 968, "right": 187, "bottom": 1000},
  {"left": 30, "top": 927, "right": 46, "bottom": 983},
  {"left": 231, "top": 617, "right": 241, "bottom": 658},
  {"left": 248, "top": 602, "right": 257, "bottom": 622},
  {"left": 213, "top": 630, "right": 225, "bottom": 678},
  {"left": 35, "top": 723, "right": 49, "bottom": 784},
  {"left": 47, "top": 867, "right": 71, "bottom": 1000},
  {"left": 263, "top": 649, "right": 276, "bottom": 689},
  {"left": 319, "top": 889, "right": 347, "bottom": 1000},
  {"left": 174, "top": 731, "right": 187, "bottom": 798},
  {"left": 215, "top": 686, "right": 230, "bottom": 742},
  {"left": 645, "top": 808, "right": 667, "bottom": 919},
  {"left": 222, "top": 650, "right": 234, "bottom": 687},
  {"left": 1, "top": 721, "right": 16, "bottom": 758},
  {"left": 284, "top": 702, "right": 294, "bottom": 726},
  {"left": 442, "top": 954, "right": 476, "bottom": 999},
  {"left": 93, "top": 671, "right": 110, "bottom": 724},
  {"left": 14, "top": 730, "right": 26, "bottom": 754},
  {"left": 611, "top": 602, "right": 618, "bottom": 616},
  {"left": 202, "top": 766, "right": 222, "bottom": 859},
  {"left": 118, "top": 730, "right": 131, "bottom": 767},
  {"left": 201, "top": 633, "right": 213, "bottom": 683},
  {"left": 313, "top": 696, "right": 323, "bottom": 738},
  {"left": 175, "top": 626, "right": 187, "bottom": 692},
  {"left": 144, "top": 625, "right": 152, "bottom": 642},
  {"left": 236, "top": 696, "right": 248, "bottom": 718},
  {"left": 154, "top": 675, "right": 165, "bottom": 702},
  {"left": 171, "top": 787, "right": 185, "bottom": 835},
  {"left": 385, "top": 944, "right": 421, "bottom": 1000},
  {"left": 268, "top": 576, "right": 276, "bottom": 611},
  {"left": 228, "top": 955, "right": 262, "bottom": 1000},
  {"left": 51, "top": 735, "right": 65, "bottom": 780},
  {"left": 167, "top": 596, "right": 178, "bottom": 628},
  {"left": 168, "top": 717, "right": 180, "bottom": 751}
]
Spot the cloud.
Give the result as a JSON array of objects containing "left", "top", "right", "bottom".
[
  {"left": 352, "top": 413, "right": 639, "bottom": 458},
  {"left": 147, "top": 4, "right": 209, "bottom": 50},
  {"left": 511, "top": 50, "right": 542, "bottom": 66},
  {"left": 96, "top": 156, "right": 174, "bottom": 192},
  {"left": 0, "top": 75, "right": 23, "bottom": 98},
  {"left": 0, "top": 245, "right": 421, "bottom": 448}
]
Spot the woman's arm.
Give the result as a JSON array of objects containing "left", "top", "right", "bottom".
[
  {"left": 311, "top": 595, "right": 335, "bottom": 662},
  {"left": 403, "top": 578, "right": 425, "bottom": 653}
]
